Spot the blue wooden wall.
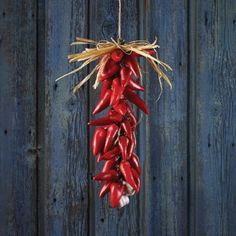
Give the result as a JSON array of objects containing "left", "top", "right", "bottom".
[{"left": 0, "top": 0, "right": 235, "bottom": 235}]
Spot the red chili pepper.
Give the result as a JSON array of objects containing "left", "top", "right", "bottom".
[
  {"left": 118, "top": 136, "right": 129, "bottom": 161},
  {"left": 88, "top": 116, "right": 114, "bottom": 126},
  {"left": 102, "top": 159, "right": 117, "bottom": 173},
  {"left": 125, "top": 55, "right": 139, "bottom": 78},
  {"left": 107, "top": 108, "right": 114, "bottom": 116},
  {"left": 92, "top": 89, "right": 111, "bottom": 115},
  {"left": 97, "top": 153, "right": 103, "bottom": 163},
  {"left": 93, "top": 169, "right": 119, "bottom": 181},
  {"left": 127, "top": 132, "right": 136, "bottom": 158},
  {"left": 110, "top": 77, "right": 122, "bottom": 106},
  {"left": 130, "top": 52, "right": 141, "bottom": 58},
  {"left": 104, "top": 124, "right": 119, "bottom": 152},
  {"left": 127, "top": 107, "right": 137, "bottom": 129},
  {"left": 109, "top": 183, "right": 125, "bottom": 208},
  {"left": 100, "top": 79, "right": 112, "bottom": 99},
  {"left": 99, "top": 182, "right": 111, "bottom": 198},
  {"left": 113, "top": 100, "right": 129, "bottom": 116},
  {"left": 109, "top": 111, "right": 124, "bottom": 122},
  {"left": 100, "top": 59, "right": 120, "bottom": 81},
  {"left": 127, "top": 79, "right": 144, "bottom": 91},
  {"left": 131, "top": 49, "right": 155, "bottom": 57},
  {"left": 147, "top": 49, "right": 155, "bottom": 55},
  {"left": 140, "top": 49, "right": 155, "bottom": 55},
  {"left": 99, "top": 59, "right": 115, "bottom": 81},
  {"left": 121, "top": 119, "right": 132, "bottom": 138},
  {"left": 120, "top": 66, "right": 132, "bottom": 87},
  {"left": 88, "top": 112, "right": 123, "bottom": 126},
  {"left": 111, "top": 49, "right": 124, "bottom": 62},
  {"left": 131, "top": 168, "right": 140, "bottom": 192},
  {"left": 119, "top": 161, "right": 138, "bottom": 192},
  {"left": 92, "top": 128, "right": 107, "bottom": 156},
  {"left": 130, "top": 153, "right": 141, "bottom": 175},
  {"left": 124, "top": 88, "right": 149, "bottom": 114},
  {"left": 100, "top": 146, "right": 120, "bottom": 161}
]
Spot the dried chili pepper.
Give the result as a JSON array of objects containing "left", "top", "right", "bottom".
[
  {"left": 99, "top": 59, "right": 114, "bottom": 81},
  {"left": 100, "top": 146, "right": 120, "bottom": 161},
  {"left": 124, "top": 88, "right": 149, "bottom": 114},
  {"left": 127, "top": 107, "right": 137, "bottom": 129},
  {"left": 109, "top": 111, "right": 124, "bottom": 122},
  {"left": 88, "top": 117, "right": 114, "bottom": 126},
  {"left": 131, "top": 49, "right": 155, "bottom": 58},
  {"left": 120, "top": 66, "right": 132, "bottom": 87},
  {"left": 111, "top": 49, "right": 124, "bottom": 62},
  {"left": 100, "top": 79, "right": 112, "bottom": 99},
  {"left": 92, "top": 89, "right": 111, "bottom": 115},
  {"left": 119, "top": 161, "right": 138, "bottom": 192},
  {"left": 102, "top": 159, "right": 117, "bottom": 173},
  {"left": 88, "top": 112, "right": 123, "bottom": 126},
  {"left": 127, "top": 79, "right": 144, "bottom": 91},
  {"left": 104, "top": 124, "right": 119, "bottom": 152},
  {"left": 113, "top": 100, "right": 129, "bottom": 116},
  {"left": 93, "top": 169, "right": 119, "bottom": 181},
  {"left": 92, "top": 128, "right": 107, "bottom": 156},
  {"left": 110, "top": 77, "right": 122, "bottom": 106},
  {"left": 125, "top": 56, "right": 139, "bottom": 78},
  {"left": 110, "top": 183, "right": 125, "bottom": 208},
  {"left": 99, "top": 182, "right": 111, "bottom": 198},
  {"left": 130, "top": 153, "right": 141, "bottom": 175},
  {"left": 121, "top": 119, "right": 132, "bottom": 138},
  {"left": 97, "top": 154, "right": 103, "bottom": 163},
  {"left": 146, "top": 49, "right": 155, "bottom": 56},
  {"left": 131, "top": 168, "right": 140, "bottom": 192},
  {"left": 130, "top": 52, "right": 141, "bottom": 58},
  {"left": 127, "top": 132, "right": 136, "bottom": 158},
  {"left": 118, "top": 136, "right": 130, "bottom": 161},
  {"left": 100, "top": 59, "right": 120, "bottom": 81}
]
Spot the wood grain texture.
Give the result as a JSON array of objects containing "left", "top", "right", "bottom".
[
  {"left": 0, "top": 0, "right": 37, "bottom": 235},
  {"left": 38, "top": 0, "right": 89, "bottom": 235},
  {"left": 1, "top": 0, "right": 236, "bottom": 235},
  {"left": 88, "top": 1, "right": 140, "bottom": 235},
  {"left": 189, "top": 0, "right": 236, "bottom": 235},
  {"left": 139, "top": 0, "right": 188, "bottom": 235}
]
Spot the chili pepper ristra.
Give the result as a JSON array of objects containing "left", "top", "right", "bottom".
[{"left": 57, "top": 0, "right": 172, "bottom": 208}]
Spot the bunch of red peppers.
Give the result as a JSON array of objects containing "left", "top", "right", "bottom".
[{"left": 89, "top": 49, "right": 154, "bottom": 208}]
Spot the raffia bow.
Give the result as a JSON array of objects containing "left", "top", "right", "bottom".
[{"left": 56, "top": 37, "right": 172, "bottom": 94}]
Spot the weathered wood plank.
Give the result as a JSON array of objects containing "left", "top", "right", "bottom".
[
  {"left": 38, "top": 1, "right": 89, "bottom": 235},
  {"left": 189, "top": 0, "right": 236, "bottom": 235},
  {"left": 1, "top": 0, "right": 236, "bottom": 235},
  {"left": 139, "top": 0, "right": 188, "bottom": 235},
  {"left": 0, "top": 0, "right": 37, "bottom": 235},
  {"left": 88, "top": 1, "right": 139, "bottom": 235}
]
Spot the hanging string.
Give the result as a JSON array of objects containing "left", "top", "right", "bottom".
[
  {"left": 56, "top": 1, "right": 172, "bottom": 91},
  {"left": 118, "top": 0, "right": 122, "bottom": 40}
]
